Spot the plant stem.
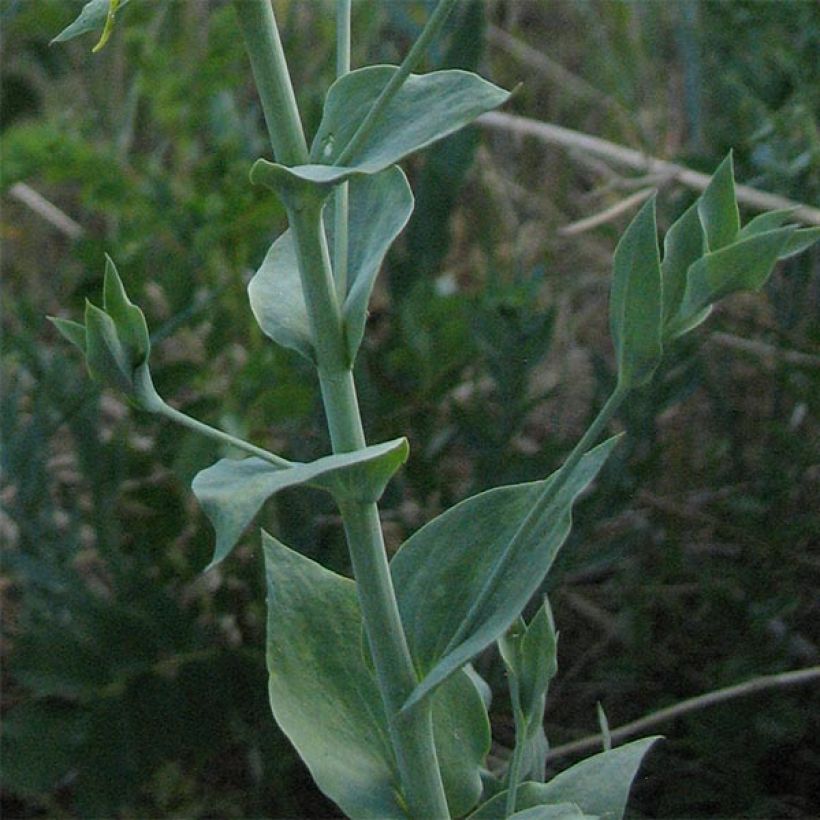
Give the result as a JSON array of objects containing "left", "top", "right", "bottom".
[
  {"left": 233, "top": 0, "right": 308, "bottom": 166},
  {"left": 235, "top": 2, "right": 450, "bottom": 814},
  {"left": 333, "top": 0, "right": 351, "bottom": 301},
  {"left": 335, "top": 0, "right": 461, "bottom": 166},
  {"left": 504, "top": 698, "right": 526, "bottom": 816},
  {"left": 289, "top": 204, "right": 450, "bottom": 816},
  {"left": 155, "top": 401, "right": 293, "bottom": 469},
  {"left": 444, "top": 385, "right": 629, "bottom": 655}
]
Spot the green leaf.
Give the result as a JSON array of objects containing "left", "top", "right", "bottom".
[
  {"left": 262, "top": 533, "right": 490, "bottom": 819},
  {"left": 470, "top": 738, "right": 659, "bottom": 819},
  {"left": 193, "top": 438, "right": 409, "bottom": 567},
  {"left": 393, "top": 437, "right": 621, "bottom": 709},
  {"left": 779, "top": 226, "right": 820, "bottom": 259},
  {"left": 509, "top": 805, "right": 596, "bottom": 820},
  {"left": 250, "top": 159, "right": 360, "bottom": 208},
  {"left": 247, "top": 226, "right": 314, "bottom": 362},
  {"left": 51, "top": 0, "right": 130, "bottom": 45},
  {"left": 48, "top": 316, "right": 87, "bottom": 351},
  {"left": 737, "top": 208, "right": 795, "bottom": 238},
  {"left": 609, "top": 196, "right": 663, "bottom": 388},
  {"left": 341, "top": 167, "right": 414, "bottom": 361},
  {"left": 660, "top": 200, "right": 705, "bottom": 327},
  {"left": 102, "top": 255, "right": 150, "bottom": 366},
  {"left": 499, "top": 600, "right": 558, "bottom": 734},
  {"left": 248, "top": 167, "right": 413, "bottom": 363},
  {"left": 697, "top": 152, "right": 740, "bottom": 251},
  {"left": 83, "top": 300, "right": 133, "bottom": 394},
  {"left": 311, "top": 66, "right": 511, "bottom": 173},
  {"left": 673, "top": 226, "right": 795, "bottom": 327}
]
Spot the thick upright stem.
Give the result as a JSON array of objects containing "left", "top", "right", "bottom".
[
  {"left": 234, "top": 1, "right": 449, "bottom": 814},
  {"left": 289, "top": 204, "right": 450, "bottom": 816},
  {"left": 234, "top": 0, "right": 308, "bottom": 165}
]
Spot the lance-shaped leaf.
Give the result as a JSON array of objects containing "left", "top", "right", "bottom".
[
  {"left": 468, "top": 737, "right": 660, "bottom": 820},
  {"left": 609, "top": 197, "right": 663, "bottom": 389},
  {"left": 671, "top": 226, "right": 796, "bottom": 333},
  {"left": 311, "top": 66, "right": 511, "bottom": 174},
  {"left": 499, "top": 600, "right": 558, "bottom": 784},
  {"left": 101, "top": 254, "right": 149, "bottom": 366},
  {"left": 697, "top": 152, "right": 740, "bottom": 251},
  {"left": 263, "top": 533, "right": 490, "bottom": 819},
  {"left": 393, "top": 436, "right": 620, "bottom": 710},
  {"left": 193, "top": 438, "right": 408, "bottom": 568},
  {"left": 249, "top": 167, "right": 413, "bottom": 362},
  {"left": 660, "top": 200, "right": 706, "bottom": 330},
  {"left": 51, "top": 0, "right": 131, "bottom": 45},
  {"left": 736, "top": 209, "right": 819, "bottom": 260}
]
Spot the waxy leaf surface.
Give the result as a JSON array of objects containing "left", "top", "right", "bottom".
[
  {"left": 393, "top": 437, "right": 620, "bottom": 709},
  {"left": 675, "top": 226, "right": 795, "bottom": 325},
  {"left": 311, "top": 66, "right": 511, "bottom": 174},
  {"left": 469, "top": 737, "right": 659, "bottom": 819},
  {"left": 660, "top": 201, "right": 705, "bottom": 328},
  {"left": 697, "top": 153, "right": 740, "bottom": 251},
  {"left": 263, "top": 533, "right": 489, "bottom": 819},
  {"left": 51, "top": 0, "right": 131, "bottom": 44},
  {"left": 609, "top": 196, "right": 663, "bottom": 388},
  {"left": 193, "top": 438, "right": 408, "bottom": 568},
  {"left": 249, "top": 167, "right": 413, "bottom": 363}
]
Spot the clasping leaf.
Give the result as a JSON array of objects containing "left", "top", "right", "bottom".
[{"left": 193, "top": 438, "right": 409, "bottom": 568}]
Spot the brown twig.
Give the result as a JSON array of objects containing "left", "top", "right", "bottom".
[
  {"left": 545, "top": 665, "right": 820, "bottom": 762},
  {"left": 479, "top": 111, "right": 820, "bottom": 227}
]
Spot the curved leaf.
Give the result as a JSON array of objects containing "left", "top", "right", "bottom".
[
  {"left": 193, "top": 438, "right": 408, "bottom": 568},
  {"left": 470, "top": 737, "right": 660, "bottom": 820},
  {"left": 674, "top": 226, "right": 795, "bottom": 327},
  {"left": 311, "top": 66, "right": 511, "bottom": 173},
  {"left": 51, "top": 0, "right": 131, "bottom": 45},
  {"left": 697, "top": 152, "right": 739, "bottom": 251},
  {"left": 247, "top": 226, "right": 314, "bottom": 361},
  {"left": 660, "top": 200, "right": 705, "bottom": 328},
  {"left": 609, "top": 196, "right": 663, "bottom": 389},
  {"left": 263, "top": 533, "right": 490, "bottom": 819},
  {"left": 393, "top": 437, "right": 621, "bottom": 710},
  {"left": 249, "top": 167, "right": 413, "bottom": 362}
]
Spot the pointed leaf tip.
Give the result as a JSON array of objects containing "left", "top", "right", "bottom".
[{"left": 48, "top": 316, "right": 86, "bottom": 352}]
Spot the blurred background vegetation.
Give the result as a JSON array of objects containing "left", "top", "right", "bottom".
[{"left": 2, "top": 0, "right": 818, "bottom": 817}]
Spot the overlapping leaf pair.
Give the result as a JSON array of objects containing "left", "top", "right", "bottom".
[{"left": 609, "top": 153, "right": 819, "bottom": 389}]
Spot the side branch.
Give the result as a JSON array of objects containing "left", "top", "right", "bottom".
[{"left": 544, "top": 665, "right": 820, "bottom": 763}]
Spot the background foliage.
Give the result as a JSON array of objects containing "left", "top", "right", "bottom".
[{"left": 2, "top": 1, "right": 818, "bottom": 817}]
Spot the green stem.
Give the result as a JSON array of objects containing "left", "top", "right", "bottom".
[
  {"left": 155, "top": 401, "right": 293, "bottom": 469},
  {"left": 444, "top": 385, "right": 630, "bottom": 654},
  {"left": 333, "top": 0, "right": 351, "bottom": 302},
  {"left": 233, "top": 0, "right": 308, "bottom": 166},
  {"left": 504, "top": 702, "right": 527, "bottom": 816},
  {"left": 335, "top": 0, "right": 461, "bottom": 166},
  {"left": 289, "top": 204, "right": 449, "bottom": 816},
  {"left": 234, "top": 2, "right": 450, "bottom": 814}
]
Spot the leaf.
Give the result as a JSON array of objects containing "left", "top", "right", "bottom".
[
  {"left": 48, "top": 316, "right": 87, "bottom": 351},
  {"left": 509, "top": 805, "right": 596, "bottom": 820},
  {"left": 341, "top": 167, "right": 414, "bottom": 360},
  {"left": 609, "top": 196, "right": 663, "bottom": 388},
  {"left": 470, "top": 738, "right": 660, "bottom": 819},
  {"left": 247, "top": 226, "right": 314, "bottom": 361},
  {"left": 262, "top": 533, "right": 490, "bottom": 819},
  {"left": 697, "top": 152, "right": 740, "bottom": 251},
  {"left": 193, "top": 438, "right": 409, "bottom": 568},
  {"left": 737, "top": 208, "right": 796, "bottom": 238},
  {"left": 660, "top": 200, "right": 705, "bottom": 328},
  {"left": 51, "top": 0, "right": 130, "bottom": 45},
  {"left": 393, "top": 437, "right": 621, "bottom": 709},
  {"left": 102, "top": 255, "right": 149, "bottom": 366},
  {"left": 248, "top": 167, "right": 413, "bottom": 363},
  {"left": 83, "top": 300, "right": 133, "bottom": 394},
  {"left": 263, "top": 532, "right": 402, "bottom": 818},
  {"left": 779, "top": 226, "right": 820, "bottom": 259},
  {"left": 311, "top": 66, "right": 511, "bottom": 173},
  {"left": 673, "top": 226, "right": 795, "bottom": 326}
]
